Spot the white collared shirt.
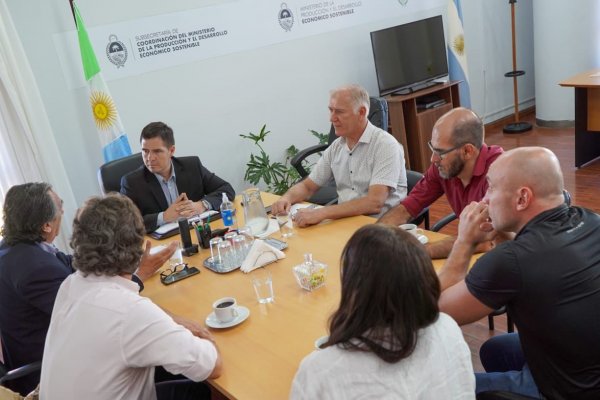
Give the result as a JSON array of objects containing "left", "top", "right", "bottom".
[
  {"left": 291, "top": 313, "right": 475, "bottom": 399},
  {"left": 154, "top": 162, "right": 179, "bottom": 226},
  {"left": 40, "top": 272, "right": 217, "bottom": 399},
  {"left": 309, "top": 121, "right": 407, "bottom": 217}
]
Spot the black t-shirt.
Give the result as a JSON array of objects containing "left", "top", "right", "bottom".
[{"left": 466, "top": 205, "right": 600, "bottom": 400}]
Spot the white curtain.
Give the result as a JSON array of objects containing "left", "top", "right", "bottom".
[{"left": 0, "top": 0, "right": 77, "bottom": 250}]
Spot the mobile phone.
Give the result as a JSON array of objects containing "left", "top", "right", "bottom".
[
  {"left": 210, "top": 228, "right": 229, "bottom": 238},
  {"left": 160, "top": 266, "right": 200, "bottom": 285}
]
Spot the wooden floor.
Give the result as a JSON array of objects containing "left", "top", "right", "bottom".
[{"left": 428, "top": 110, "right": 600, "bottom": 372}]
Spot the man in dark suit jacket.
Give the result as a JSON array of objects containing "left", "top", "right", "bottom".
[
  {"left": 120, "top": 121, "right": 235, "bottom": 233},
  {"left": 0, "top": 183, "right": 69, "bottom": 395}
]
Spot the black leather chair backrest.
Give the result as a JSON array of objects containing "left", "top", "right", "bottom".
[
  {"left": 97, "top": 153, "right": 143, "bottom": 195},
  {"left": 406, "top": 170, "right": 430, "bottom": 229},
  {"left": 406, "top": 170, "right": 423, "bottom": 194}
]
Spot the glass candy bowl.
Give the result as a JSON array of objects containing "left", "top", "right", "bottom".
[{"left": 293, "top": 254, "right": 328, "bottom": 291}]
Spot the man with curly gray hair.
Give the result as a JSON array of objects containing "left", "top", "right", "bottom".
[{"left": 40, "top": 194, "right": 221, "bottom": 399}]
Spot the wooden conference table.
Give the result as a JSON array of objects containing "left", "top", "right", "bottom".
[
  {"left": 559, "top": 68, "right": 600, "bottom": 168},
  {"left": 143, "top": 193, "right": 476, "bottom": 400}
]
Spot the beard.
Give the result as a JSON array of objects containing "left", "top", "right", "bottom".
[{"left": 438, "top": 156, "right": 464, "bottom": 179}]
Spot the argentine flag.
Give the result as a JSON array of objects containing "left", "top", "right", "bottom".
[
  {"left": 74, "top": 2, "right": 132, "bottom": 163},
  {"left": 447, "top": 0, "right": 471, "bottom": 108}
]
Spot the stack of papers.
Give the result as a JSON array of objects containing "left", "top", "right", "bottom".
[{"left": 290, "top": 203, "right": 320, "bottom": 216}]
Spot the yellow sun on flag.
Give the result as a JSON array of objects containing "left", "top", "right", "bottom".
[
  {"left": 90, "top": 91, "right": 117, "bottom": 130},
  {"left": 453, "top": 34, "right": 465, "bottom": 56}
]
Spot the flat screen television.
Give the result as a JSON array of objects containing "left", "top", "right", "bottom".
[{"left": 370, "top": 15, "right": 448, "bottom": 96}]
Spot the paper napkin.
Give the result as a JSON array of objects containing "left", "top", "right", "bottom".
[{"left": 240, "top": 239, "right": 285, "bottom": 273}]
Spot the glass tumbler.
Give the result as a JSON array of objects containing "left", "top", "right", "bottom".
[
  {"left": 209, "top": 237, "right": 223, "bottom": 265},
  {"left": 232, "top": 234, "right": 250, "bottom": 265},
  {"left": 238, "top": 225, "right": 253, "bottom": 239},
  {"left": 217, "top": 240, "right": 235, "bottom": 270},
  {"left": 224, "top": 231, "right": 237, "bottom": 244}
]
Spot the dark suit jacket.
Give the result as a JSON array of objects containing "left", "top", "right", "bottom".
[
  {"left": 0, "top": 241, "right": 73, "bottom": 395},
  {"left": 120, "top": 156, "right": 235, "bottom": 232}
]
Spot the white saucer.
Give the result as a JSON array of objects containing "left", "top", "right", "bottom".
[
  {"left": 205, "top": 306, "right": 250, "bottom": 329},
  {"left": 417, "top": 234, "right": 429, "bottom": 245}
]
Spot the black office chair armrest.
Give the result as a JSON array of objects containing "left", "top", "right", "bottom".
[
  {"left": 0, "top": 361, "right": 42, "bottom": 385},
  {"left": 290, "top": 143, "right": 329, "bottom": 178},
  {"left": 563, "top": 189, "right": 571, "bottom": 206},
  {"left": 431, "top": 212, "right": 457, "bottom": 232},
  {"left": 476, "top": 391, "right": 538, "bottom": 400},
  {"left": 408, "top": 208, "right": 430, "bottom": 230}
]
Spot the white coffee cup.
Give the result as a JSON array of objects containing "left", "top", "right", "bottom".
[
  {"left": 399, "top": 223, "right": 425, "bottom": 238},
  {"left": 213, "top": 297, "right": 239, "bottom": 323}
]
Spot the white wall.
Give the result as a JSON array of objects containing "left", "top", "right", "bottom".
[
  {"left": 6, "top": 0, "right": 534, "bottom": 207},
  {"left": 534, "top": 0, "right": 600, "bottom": 122},
  {"left": 462, "top": 0, "right": 535, "bottom": 122}
]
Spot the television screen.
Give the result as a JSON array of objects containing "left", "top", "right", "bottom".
[{"left": 370, "top": 15, "right": 448, "bottom": 96}]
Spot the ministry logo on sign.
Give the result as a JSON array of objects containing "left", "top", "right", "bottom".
[
  {"left": 106, "top": 34, "right": 128, "bottom": 68},
  {"left": 278, "top": 3, "right": 294, "bottom": 32}
]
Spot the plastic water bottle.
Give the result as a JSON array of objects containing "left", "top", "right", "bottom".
[{"left": 220, "top": 192, "right": 237, "bottom": 231}]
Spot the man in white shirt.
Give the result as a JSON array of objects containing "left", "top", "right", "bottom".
[
  {"left": 271, "top": 84, "right": 407, "bottom": 227},
  {"left": 40, "top": 194, "right": 222, "bottom": 400}
]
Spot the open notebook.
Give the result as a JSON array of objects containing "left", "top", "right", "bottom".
[{"left": 150, "top": 210, "right": 221, "bottom": 240}]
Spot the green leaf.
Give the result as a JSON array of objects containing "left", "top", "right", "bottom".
[
  {"left": 239, "top": 124, "right": 324, "bottom": 192},
  {"left": 285, "top": 145, "right": 299, "bottom": 159},
  {"left": 309, "top": 129, "right": 329, "bottom": 145}
]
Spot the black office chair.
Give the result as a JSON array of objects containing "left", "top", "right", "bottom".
[
  {"left": 97, "top": 152, "right": 144, "bottom": 195},
  {"left": 476, "top": 391, "right": 538, "bottom": 400},
  {"left": 290, "top": 97, "right": 389, "bottom": 205},
  {"left": 406, "top": 170, "right": 430, "bottom": 229},
  {"left": 0, "top": 361, "right": 42, "bottom": 388}
]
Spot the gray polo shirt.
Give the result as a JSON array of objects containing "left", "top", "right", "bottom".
[{"left": 308, "top": 121, "right": 407, "bottom": 217}]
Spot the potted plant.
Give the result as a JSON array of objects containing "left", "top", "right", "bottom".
[{"left": 240, "top": 125, "right": 327, "bottom": 195}]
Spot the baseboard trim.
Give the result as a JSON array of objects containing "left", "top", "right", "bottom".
[
  {"left": 536, "top": 118, "right": 574, "bottom": 128},
  {"left": 484, "top": 105, "right": 536, "bottom": 131}
]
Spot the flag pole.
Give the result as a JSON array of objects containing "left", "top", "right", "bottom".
[
  {"left": 68, "top": 0, "right": 75, "bottom": 23},
  {"left": 502, "top": 0, "right": 532, "bottom": 134}
]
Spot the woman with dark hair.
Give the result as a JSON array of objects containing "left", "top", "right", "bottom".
[{"left": 291, "top": 224, "right": 474, "bottom": 399}]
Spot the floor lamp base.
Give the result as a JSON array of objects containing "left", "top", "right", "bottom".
[{"left": 503, "top": 121, "right": 533, "bottom": 134}]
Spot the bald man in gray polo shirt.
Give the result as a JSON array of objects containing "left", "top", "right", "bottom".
[{"left": 271, "top": 84, "right": 407, "bottom": 227}]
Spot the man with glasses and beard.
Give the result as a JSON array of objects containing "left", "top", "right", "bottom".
[{"left": 379, "top": 107, "right": 503, "bottom": 258}]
